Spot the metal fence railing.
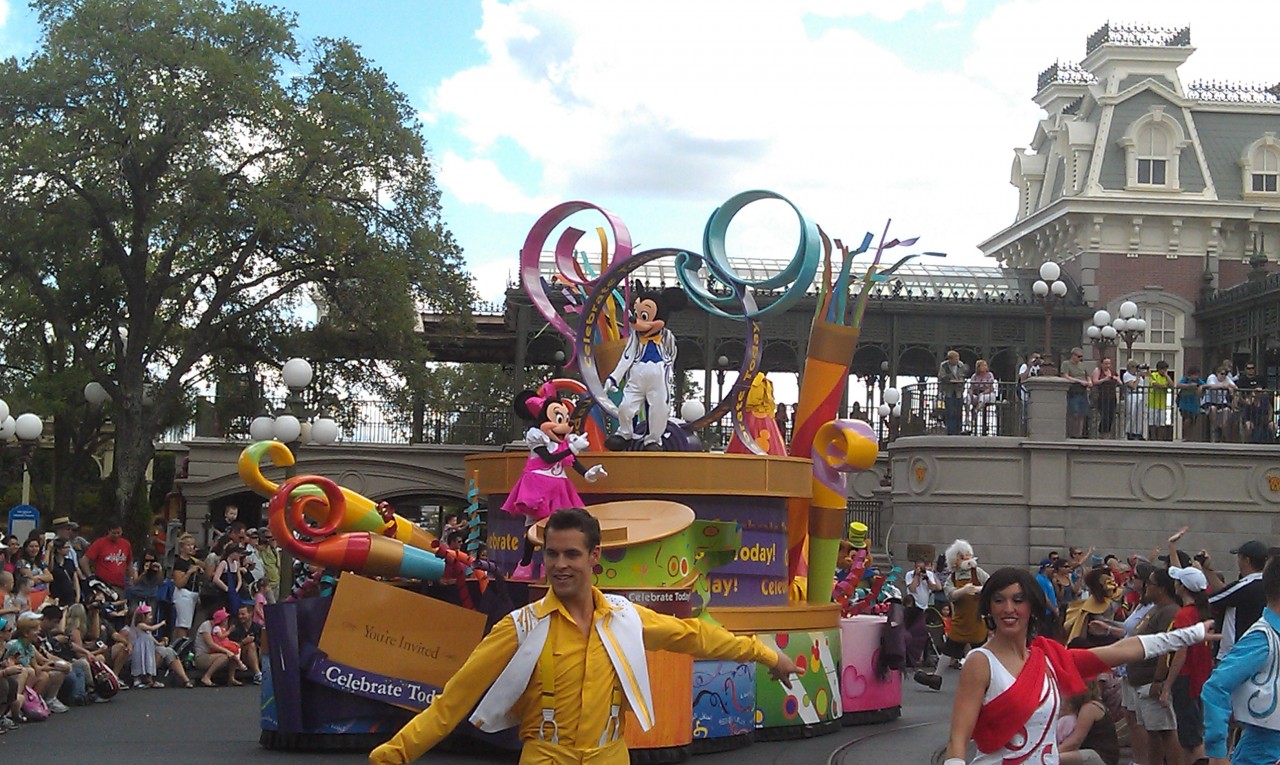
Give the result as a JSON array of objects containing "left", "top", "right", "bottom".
[
  {"left": 1087, "top": 383, "right": 1279, "bottom": 443},
  {"left": 160, "top": 398, "right": 512, "bottom": 446},
  {"left": 898, "top": 380, "right": 1026, "bottom": 438}
]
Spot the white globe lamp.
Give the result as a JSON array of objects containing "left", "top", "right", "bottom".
[
  {"left": 680, "top": 400, "right": 706, "bottom": 422},
  {"left": 1093, "top": 310, "right": 1111, "bottom": 327},
  {"left": 84, "top": 381, "right": 110, "bottom": 405},
  {"left": 883, "top": 387, "right": 901, "bottom": 406},
  {"left": 282, "top": 358, "right": 314, "bottom": 390},
  {"left": 14, "top": 413, "right": 43, "bottom": 441},
  {"left": 1038, "top": 261, "right": 1061, "bottom": 282},
  {"left": 249, "top": 416, "right": 276, "bottom": 441},
  {"left": 312, "top": 417, "right": 340, "bottom": 445},
  {"left": 1119, "top": 301, "right": 1138, "bottom": 319},
  {"left": 273, "top": 414, "right": 302, "bottom": 443},
  {"left": 1051, "top": 281, "right": 1068, "bottom": 297},
  {"left": 0, "top": 417, "right": 14, "bottom": 440}
]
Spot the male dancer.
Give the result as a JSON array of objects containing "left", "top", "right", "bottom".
[{"left": 371, "top": 508, "right": 800, "bottom": 764}]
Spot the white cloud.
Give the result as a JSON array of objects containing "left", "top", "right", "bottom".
[
  {"left": 437, "top": 1, "right": 1280, "bottom": 275},
  {"left": 439, "top": 150, "right": 554, "bottom": 214}
]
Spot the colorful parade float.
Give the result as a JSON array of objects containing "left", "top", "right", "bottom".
[{"left": 250, "top": 192, "right": 926, "bottom": 755}]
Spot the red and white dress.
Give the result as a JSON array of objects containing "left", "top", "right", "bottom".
[{"left": 971, "top": 646, "right": 1061, "bottom": 765}]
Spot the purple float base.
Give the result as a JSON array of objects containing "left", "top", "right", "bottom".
[
  {"left": 487, "top": 492, "right": 789, "bottom": 608},
  {"left": 260, "top": 593, "right": 519, "bottom": 751}
]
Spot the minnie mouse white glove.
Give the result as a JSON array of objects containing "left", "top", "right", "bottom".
[
  {"left": 568, "top": 433, "right": 590, "bottom": 454},
  {"left": 584, "top": 465, "right": 607, "bottom": 483}
]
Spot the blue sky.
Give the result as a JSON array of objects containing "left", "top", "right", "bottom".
[{"left": 3, "top": 0, "right": 1276, "bottom": 309}]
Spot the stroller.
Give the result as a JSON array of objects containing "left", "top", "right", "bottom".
[{"left": 921, "top": 604, "right": 947, "bottom": 670}]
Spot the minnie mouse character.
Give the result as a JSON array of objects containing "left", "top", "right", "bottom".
[
  {"left": 605, "top": 287, "right": 686, "bottom": 451},
  {"left": 503, "top": 381, "right": 607, "bottom": 580}
]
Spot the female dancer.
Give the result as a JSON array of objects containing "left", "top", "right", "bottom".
[
  {"left": 502, "top": 381, "right": 606, "bottom": 580},
  {"left": 946, "top": 567, "right": 1214, "bottom": 765}
]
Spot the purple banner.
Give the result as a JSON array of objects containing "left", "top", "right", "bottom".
[{"left": 305, "top": 653, "right": 443, "bottom": 711}]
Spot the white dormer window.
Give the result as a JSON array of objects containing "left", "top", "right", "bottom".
[
  {"left": 1119, "top": 107, "right": 1187, "bottom": 191},
  {"left": 1136, "top": 126, "right": 1168, "bottom": 185},
  {"left": 1241, "top": 133, "right": 1280, "bottom": 197}
]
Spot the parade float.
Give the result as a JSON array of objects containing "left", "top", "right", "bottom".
[{"left": 249, "top": 191, "right": 924, "bottom": 754}]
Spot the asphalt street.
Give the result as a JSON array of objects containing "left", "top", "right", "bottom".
[{"left": 1, "top": 674, "right": 956, "bottom": 764}]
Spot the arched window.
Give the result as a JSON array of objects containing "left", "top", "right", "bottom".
[
  {"left": 1240, "top": 133, "right": 1280, "bottom": 197},
  {"left": 1127, "top": 307, "right": 1182, "bottom": 372},
  {"left": 1136, "top": 124, "right": 1169, "bottom": 185},
  {"left": 1120, "top": 107, "right": 1187, "bottom": 191}
]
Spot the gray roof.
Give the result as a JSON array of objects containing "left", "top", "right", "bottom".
[{"left": 1193, "top": 111, "right": 1280, "bottom": 201}]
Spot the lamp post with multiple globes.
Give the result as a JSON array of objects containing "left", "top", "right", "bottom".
[
  {"left": 1032, "top": 261, "right": 1069, "bottom": 374},
  {"left": 1087, "top": 310, "right": 1119, "bottom": 360},
  {"left": 0, "top": 398, "right": 45, "bottom": 506},
  {"left": 249, "top": 359, "right": 340, "bottom": 478}
]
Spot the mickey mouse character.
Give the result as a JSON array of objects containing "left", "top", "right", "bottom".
[
  {"left": 502, "top": 381, "right": 607, "bottom": 580},
  {"left": 605, "top": 288, "right": 685, "bottom": 451}
]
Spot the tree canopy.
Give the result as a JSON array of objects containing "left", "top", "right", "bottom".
[{"left": 0, "top": 0, "right": 472, "bottom": 517}]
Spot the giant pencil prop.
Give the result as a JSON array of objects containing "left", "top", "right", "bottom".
[
  {"left": 787, "top": 224, "right": 935, "bottom": 601},
  {"left": 239, "top": 440, "right": 438, "bottom": 552},
  {"left": 269, "top": 475, "right": 446, "bottom": 581}
]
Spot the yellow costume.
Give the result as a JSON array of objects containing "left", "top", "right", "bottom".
[
  {"left": 728, "top": 372, "right": 788, "bottom": 456},
  {"left": 370, "top": 587, "right": 779, "bottom": 765}
]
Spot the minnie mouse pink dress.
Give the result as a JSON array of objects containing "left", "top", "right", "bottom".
[{"left": 501, "top": 428, "right": 585, "bottom": 522}]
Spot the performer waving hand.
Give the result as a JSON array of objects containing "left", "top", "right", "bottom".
[{"left": 946, "top": 568, "right": 1215, "bottom": 765}]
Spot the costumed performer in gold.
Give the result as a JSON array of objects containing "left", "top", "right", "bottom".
[
  {"left": 915, "top": 538, "right": 989, "bottom": 690},
  {"left": 370, "top": 507, "right": 802, "bottom": 765},
  {"left": 727, "top": 371, "right": 788, "bottom": 456}
]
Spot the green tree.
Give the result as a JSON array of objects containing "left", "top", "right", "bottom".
[{"left": 0, "top": 0, "right": 470, "bottom": 518}]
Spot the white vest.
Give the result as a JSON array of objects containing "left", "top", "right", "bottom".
[
  {"left": 469, "top": 593, "right": 655, "bottom": 735},
  {"left": 1231, "top": 617, "right": 1280, "bottom": 731}
]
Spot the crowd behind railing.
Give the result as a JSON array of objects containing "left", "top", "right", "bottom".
[{"left": 896, "top": 351, "right": 1278, "bottom": 443}]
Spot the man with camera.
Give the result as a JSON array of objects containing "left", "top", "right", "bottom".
[{"left": 903, "top": 557, "right": 942, "bottom": 667}]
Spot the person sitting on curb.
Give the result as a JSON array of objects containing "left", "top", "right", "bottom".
[{"left": 370, "top": 507, "right": 801, "bottom": 765}]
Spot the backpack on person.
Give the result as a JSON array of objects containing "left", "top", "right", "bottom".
[
  {"left": 21, "top": 687, "right": 50, "bottom": 721},
  {"left": 170, "top": 636, "right": 196, "bottom": 669},
  {"left": 88, "top": 656, "right": 121, "bottom": 699}
]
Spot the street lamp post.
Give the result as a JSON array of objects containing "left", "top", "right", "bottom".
[
  {"left": 249, "top": 358, "right": 340, "bottom": 477},
  {"left": 1086, "top": 310, "right": 1119, "bottom": 361},
  {"left": 0, "top": 399, "right": 45, "bottom": 507},
  {"left": 1032, "top": 261, "right": 1069, "bottom": 374},
  {"left": 877, "top": 387, "right": 902, "bottom": 443},
  {"left": 1113, "top": 301, "right": 1147, "bottom": 359}
]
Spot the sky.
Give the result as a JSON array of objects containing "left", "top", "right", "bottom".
[{"left": 2, "top": 1, "right": 1277, "bottom": 405}]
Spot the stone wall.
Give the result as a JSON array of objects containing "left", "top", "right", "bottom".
[{"left": 883, "top": 378, "right": 1280, "bottom": 570}]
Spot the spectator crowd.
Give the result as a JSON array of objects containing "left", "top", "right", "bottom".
[{"left": 0, "top": 506, "right": 282, "bottom": 734}]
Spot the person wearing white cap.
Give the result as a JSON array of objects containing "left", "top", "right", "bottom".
[{"left": 1164, "top": 563, "right": 1213, "bottom": 764}]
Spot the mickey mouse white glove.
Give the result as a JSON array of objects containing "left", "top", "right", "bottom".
[{"left": 604, "top": 376, "right": 619, "bottom": 393}]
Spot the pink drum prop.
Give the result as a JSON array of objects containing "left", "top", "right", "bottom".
[{"left": 839, "top": 615, "right": 902, "bottom": 725}]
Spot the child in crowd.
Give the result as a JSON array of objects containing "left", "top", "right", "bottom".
[
  {"left": 210, "top": 609, "right": 247, "bottom": 672},
  {"left": 252, "top": 578, "right": 269, "bottom": 628},
  {"left": 128, "top": 604, "right": 166, "bottom": 689}
]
